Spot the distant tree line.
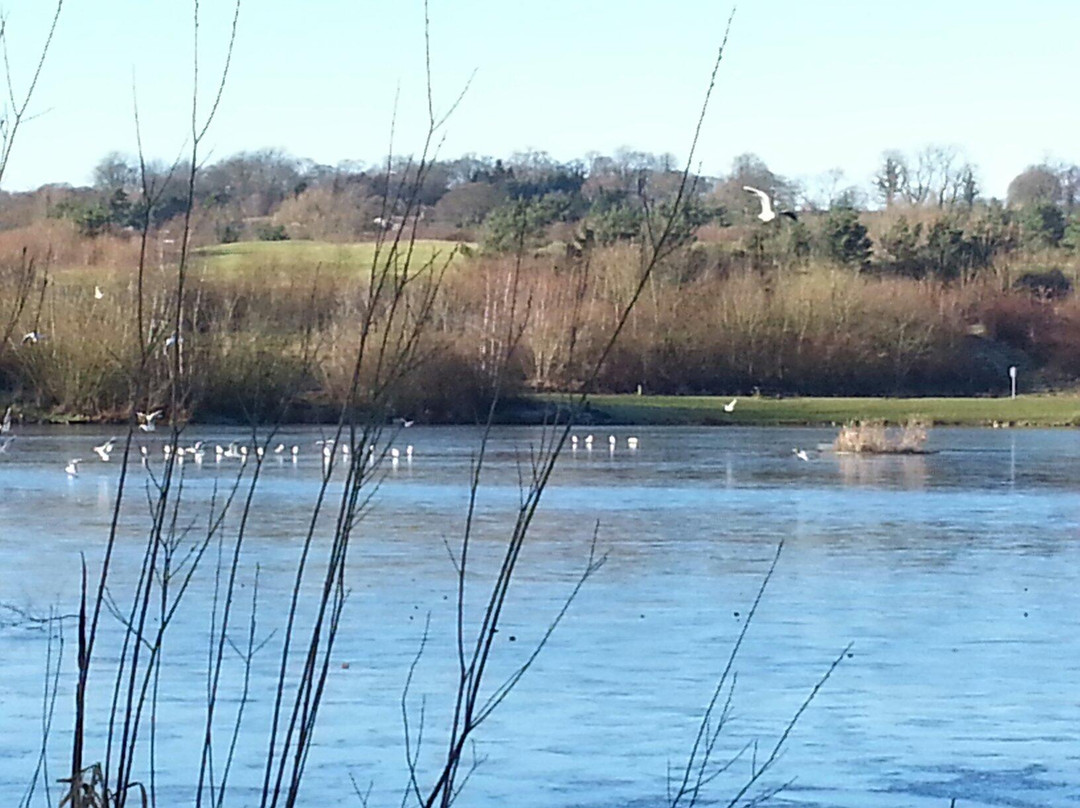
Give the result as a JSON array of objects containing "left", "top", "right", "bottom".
[{"left": 1, "top": 145, "right": 1078, "bottom": 281}]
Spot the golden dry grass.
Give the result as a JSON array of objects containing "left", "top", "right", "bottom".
[{"left": 832, "top": 419, "right": 929, "bottom": 453}]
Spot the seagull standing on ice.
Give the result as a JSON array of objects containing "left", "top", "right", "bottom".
[
  {"left": 723, "top": 398, "right": 737, "bottom": 413},
  {"left": 743, "top": 186, "right": 798, "bottom": 223}
]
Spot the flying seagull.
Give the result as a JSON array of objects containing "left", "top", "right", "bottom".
[
  {"left": 723, "top": 398, "right": 737, "bottom": 413},
  {"left": 137, "top": 410, "right": 163, "bottom": 432},
  {"left": 1, "top": 405, "right": 11, "bottom": 434},
  {"left": 743, "top": 186, "right": 798, "bottom": 223},
  {"left": 65, "top": 458, "right": 82, "bottom": 476},
  {"left": 93, "top": 437, "right": 117, "bottom": 461},
  {"left": 793, "top": 448, "right": 810, "bottom": 462},
  {"left": 21, "top": 331, "right": 43, "bottom": 345}
]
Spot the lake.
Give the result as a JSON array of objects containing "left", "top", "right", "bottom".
[{"left": 1, "top": 425, "right": 1078, "bottom": 808}]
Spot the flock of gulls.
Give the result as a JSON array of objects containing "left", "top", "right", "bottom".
[
  {"left": 0, "top": 395, "right": 819, "bottom": 477},
  {"left": 61, "top": 434, "right": 420, "bottom": 477},
  {"left": 0, "top": 404, "right": 425, "bottom": 477}
]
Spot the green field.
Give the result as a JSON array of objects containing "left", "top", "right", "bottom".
[
  {"left": 552, "top": 394, "right": 1080, "bottom": 427},
  {"left": 195, "top": 239, "right": 471, "bottom": 278}
]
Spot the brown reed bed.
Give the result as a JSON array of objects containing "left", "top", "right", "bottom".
[
  {"left": 832, "top": 418, "right": 931, "bottom": 454},
  {"left": 4, "top": 229, "right": 1080, "bottom": 423}
]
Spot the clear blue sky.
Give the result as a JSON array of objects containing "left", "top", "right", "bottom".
[{"left": 3, "top": 0, "right": 1078, "bottom": 198}]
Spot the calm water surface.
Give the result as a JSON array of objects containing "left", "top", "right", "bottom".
[{"left": 1, "top": 425, "right": 1079, "bottom": 808}]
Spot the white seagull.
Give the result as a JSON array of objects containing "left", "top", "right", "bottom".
[
  {"left": 793, "top": 448, "right": 810, "bottom": 462},
  {"left": 65, "top": 458, "right": 82, "bottom": 476},
  {"left": 627, "top": 436, "right": 639, "bottom": 449},
  {"left": 93, "top": 437, "right": 116, "bottom": 461},
  {"left": 723, "top": 398, "right": 737, "bottom": 413},
  {"left": 21, "top": 331, "right": 43, "bottom": 345},
  {"left": 163, "top": 333, "right": 183, "bottom": 351},
  {"left": 743, "top": 186, "right": 798, "bottom": 223},
  {"left": 137, "top": 410, "right": 163, "bottom": 432},
  {"left": 1, "top": 405, "right": 11, "bottom": 434},
  {"left": 94, "top": 285, "right": 105, "bottom": 300}
]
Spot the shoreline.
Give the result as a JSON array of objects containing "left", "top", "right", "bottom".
[
  {"left": 11, "top": 393, "right": 1080, "bottom": 429},
  {"left": 517, "top": 393, "right": 1080, "bottom": 428}
]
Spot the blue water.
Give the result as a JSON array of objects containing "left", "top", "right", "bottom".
[{"left": 1, "top": 425, "right": 1079, "bottom": 807}]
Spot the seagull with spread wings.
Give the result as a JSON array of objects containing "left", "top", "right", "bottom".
[
  {"left": 743, "top": 186, "right": 798, "bottom": 223},
  {"left": 137, "top": 410, "right": 164, "bottom": 432},
  {"left": 93, "top": 437, "right": 117, "bottom": 461}
]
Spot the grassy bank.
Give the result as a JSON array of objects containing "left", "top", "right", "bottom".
[
  {"left": 559, "top": 393, "right": 1080, "bottom": 427},
  {"left": 195, "top": 239, "right": 471, "bottom": 280}
]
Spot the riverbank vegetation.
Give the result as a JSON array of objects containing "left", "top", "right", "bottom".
[{"left": 3, "top": 215, "right": 1080, "bottom": 423}]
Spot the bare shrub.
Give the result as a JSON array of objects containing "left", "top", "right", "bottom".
[{"left": 833, "top": 418, "right": 929, "bottom": 454}]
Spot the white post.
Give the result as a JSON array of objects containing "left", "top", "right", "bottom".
[{"left": 1009, "top": 365, "right": 1017, "bottom": 400}]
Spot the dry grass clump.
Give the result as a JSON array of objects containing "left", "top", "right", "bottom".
[{"left": 833, "top": 418, "right": 929, "bottom": 454}]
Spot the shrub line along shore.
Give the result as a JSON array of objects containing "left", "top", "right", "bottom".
[{"left": 524, "top": 393, "right": 1080, "bottom": 428}]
